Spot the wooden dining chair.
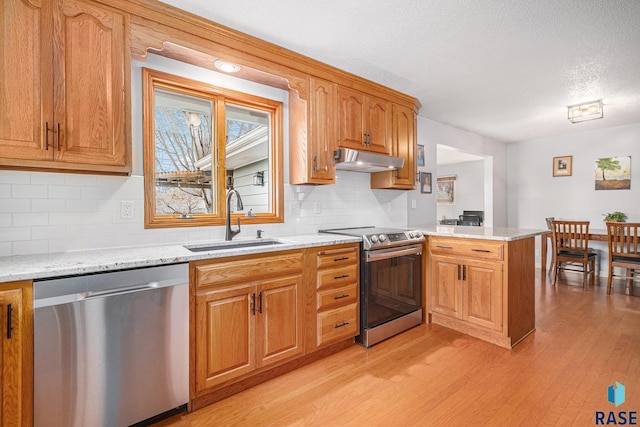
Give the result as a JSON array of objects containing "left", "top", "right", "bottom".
[
  {"left": 551, "top": 220, "right": 597, "bottom": 289},
  {"left": 606, "top": 222, "right": 640, "bottom": 294},
  {"left": 545, "top": 217, "right": 555, "bottom": 274}
]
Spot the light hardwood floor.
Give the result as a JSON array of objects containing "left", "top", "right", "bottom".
[{"left": 158, "top": 272, "right": 640, "bottom": 426}]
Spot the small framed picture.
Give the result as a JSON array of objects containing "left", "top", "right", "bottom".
[
  {"left": 420, "top": 172, "right": 432, "bottom": 194},
  {"left": 553, "top": 155, "right": 572, "bottom": 177},
  {"left": 417, "top": 145, "right": 425, "bottom": 167}
]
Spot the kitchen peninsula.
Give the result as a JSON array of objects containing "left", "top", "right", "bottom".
[{"left": 419, "top": 225, "right": 546, "bottom": 349}]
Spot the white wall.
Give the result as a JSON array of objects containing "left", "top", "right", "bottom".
[
  {"left": 406, "top": 116, "right": 438, "bottom": 226},
  {"left": 507, "top": 122, "right": 640, "bottom": 271},
  {"left": 436, "top": 160, "right": 484, "bottom": 222},
  {"left": 408, "top": 118, "right": 508, "bottom": 228}
]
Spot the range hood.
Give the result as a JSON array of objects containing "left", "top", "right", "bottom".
[{"left": 333, "top": 148, "right": 404, "bottom": 173}]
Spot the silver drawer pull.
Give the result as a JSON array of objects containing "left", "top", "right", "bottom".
[
  {"left": 436, "top": 245, "right": 452, "bottom": 249},
  {"left": 471, "top": 249, "right": 491, "bottom": 253},
  {"left": 334, "top": 294, "right": 349, "bottom": 300},
  {"left": 334, "top": 321, "right": 350, "bottom": 329},
  {"left": 334, "top": 274, "right": 349, "bottom": 280}
]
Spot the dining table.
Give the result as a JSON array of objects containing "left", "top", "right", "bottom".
[{"left": 540, "top": 228, "right": 608, "bottom": 275}]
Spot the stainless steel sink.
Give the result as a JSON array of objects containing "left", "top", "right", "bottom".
[{"left": 184, "top": 239, "right": 285, "bottom": 252}]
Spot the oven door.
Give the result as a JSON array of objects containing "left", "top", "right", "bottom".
[{"left": 362, "top": 244, "right": 422, "bottom": 329}]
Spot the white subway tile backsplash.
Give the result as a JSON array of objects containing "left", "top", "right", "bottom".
[
  {"left": 0, "top": 171, "right": 30, "bottom": 184},
  {"left": 49, "top": 185, "right": 82, "bottom": 199},
  {"left": 65, "top": 199, "right": 97, "bottom": 212},
  {"left": 82, "top": 186, "right": 113, "bottom": 200},
  {"left": 0, "top": 184, "right": 10, "bottom": 198},
  {"left": 11, "top": 184, "right": 47, "bottom": 199},
  {"left": 32, "top": 225, "right": 67, "bottom": 240},
  {"left": 0, "top": 199, "right": 30, "bottom": 213},
  {"left": 0, "top": 214, "right": 10, "bottom": 227},
  {"left": 49, "top": 238, "right": 84, "bottom": 253},
  {"left": 49, "top": 212, "right": 85, "bottom": 226},
  {"left": 0, "top": 227, "right": 30, "bottom": 241},
  {"left": 65, "top": 174, "right": 97, "bottom": 187},
  {"left": 0, "top": 242, "right": 11, "bottom": 257},
  {"left": 32, "top": 199, "right": 66, "bottom": 213},
  {"left": 13, "top": 213, "right": 48, "bottom": 227},
  {"left": 1, "top": 166, "right": 409, "bottom": 256},
  {"left": 31, "top": 172, "right": 66, "bottom": 185},
  {"left": 12, "top": 239, "right": 48, "bottom": 256}
]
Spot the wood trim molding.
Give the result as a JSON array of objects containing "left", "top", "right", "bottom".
[{"left": 97, "top": 0, "right": 419, "bottom": 110}]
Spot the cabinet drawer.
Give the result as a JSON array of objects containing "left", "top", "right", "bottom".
[
  {"left": 317, "top": 283, "right": 358, "bottom": 310},
  {"left": 316, "top": 246, "right": 358, "bottom": 269},
  {"left": 430, "top": 238, "right": 504, "bottom": 261},
  {"left": 317, "top": 303, "right": 358, "bottom": 347},
  {"left": 195, "top": 251, "right": 303, "bottom": 288},
  {"left": 316, "top": 264, "right": 358, "bottom": 289}
]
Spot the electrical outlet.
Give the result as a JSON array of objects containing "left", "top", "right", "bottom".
[
  {"left": 121, "top": 201, "right": 134, "bottom": 219},
  {"left": 314, "top": 202, "right": 322, "bottom": 214},
  {"left": 411, "top": 199, "right": 417, "bottom": 209}
]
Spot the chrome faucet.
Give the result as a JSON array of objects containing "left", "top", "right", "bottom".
[{"left": 225, "top": 188, "right": 244, "bottom": 241}]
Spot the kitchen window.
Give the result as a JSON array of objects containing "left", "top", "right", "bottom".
[{"left": 142, "top": 69, "right": 283, "bottom": 228}]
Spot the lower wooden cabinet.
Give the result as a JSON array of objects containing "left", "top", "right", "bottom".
[
  {"left": 192, "top": 251, "right": 304, "bottom": 393},
  {"left": 0, "top": 281, "right": 33, "bottom": 427},
  {"left": 311, "top": 244, "right": 360, "bottom": 349},
  {"left": 429, "top": 236, "right": 535, "bottom": 348},
  {"left": 190, "top": 243, "right": 361, "bottom": 405},
  {"left": 431, "top": 256, "right": 503, "bottom": 331}
]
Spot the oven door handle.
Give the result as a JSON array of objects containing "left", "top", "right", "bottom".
[{"left": 365, "top": 244, "right": 423, "bottom": 262}]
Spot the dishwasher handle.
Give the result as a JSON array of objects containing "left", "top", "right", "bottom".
[{"left": 84, "top": 283, "right": 159, "bottom": 300}]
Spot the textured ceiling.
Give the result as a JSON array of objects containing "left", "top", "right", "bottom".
[{"left": 159, "top": 0, "right": 640, "bottom": 143}]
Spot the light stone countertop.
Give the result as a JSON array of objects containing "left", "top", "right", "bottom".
[
  {"left": 416, "top": 225, "right": 547, "bottom": 242},
  {"left": 0, "top": 234, "right": 361, "bottom": 283}
]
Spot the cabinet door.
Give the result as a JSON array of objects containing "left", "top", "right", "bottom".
[
  {"left": 0, "top": 0, "right": 48, "bottom": 161},
  {"left": 338, "top": 86, "right": 365, "bottom": 150},
  {"left": 364, "top": 96, "right": 391, "bottom": 154},
  {"left": 461, "top": 260, "right": 503, "bottom": 331},
  {"left": 0, "top": 288, "right": 25, "bottom": 427},
  {"left": 308, "top": 77, "right": 337, "bottom": 182},
  {"left": 390, "top": 104, "right": 415, "bottom": 187},
  {"left": 53, "top": 0, "right": 128, "bottom": 169},
  {"left": 256, "top": 275, "right": 304, "bottom": 368},
  {"left": 195, "top": 285, "right": 255, "bottom": 391},
  {"left": 370, "top": 104, "right": 416, "bottom": 189},
  {"left": 430, "top": 256, "right": 460, "bottom": 318}
]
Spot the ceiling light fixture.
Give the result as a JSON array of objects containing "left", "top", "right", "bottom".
[
  {"left": 213, "top": 59, "right": 241, "bottom": 73},
  {"left": 567, "top": 99, "right": 603, "bottom": 123}
]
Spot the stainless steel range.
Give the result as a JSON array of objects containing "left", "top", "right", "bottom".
[{"left": 320, "top": 226, "right": 425, "bottom": 347}]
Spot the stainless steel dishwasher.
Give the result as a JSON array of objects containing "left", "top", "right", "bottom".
[{"left": 33, "top": 263, "right": 189, "bottom": 427}]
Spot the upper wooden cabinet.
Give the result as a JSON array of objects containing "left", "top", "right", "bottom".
[
  {"left": 371, "top": 104, "right": 417, "bottom": 189},
  {"left": 338, "top": 86, "right": 391, "bottom": 155},
  {"left": 290, "top": 77, "right": 337, "bottom": 184},
  {"left": 0, "top": 0, "right": 130, "bottom": 174}
]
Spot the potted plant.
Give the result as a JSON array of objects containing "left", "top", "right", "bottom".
[{"left": 603, "top": 211, "right": 627, "bottom": 222}]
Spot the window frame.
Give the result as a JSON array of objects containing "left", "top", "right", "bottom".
[{"left": 142, "top": 68, "right": 284, "bottom": 228}]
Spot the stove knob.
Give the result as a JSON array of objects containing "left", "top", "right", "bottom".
[
  {"left": 408, "top": 231, "right": 415, "bottom": 238},
  {"left": 378, "top": 234, "right": 387, "bottom": 242},
  {"left": 370, "top": 235, "right": 379, "bottom": 243}
]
